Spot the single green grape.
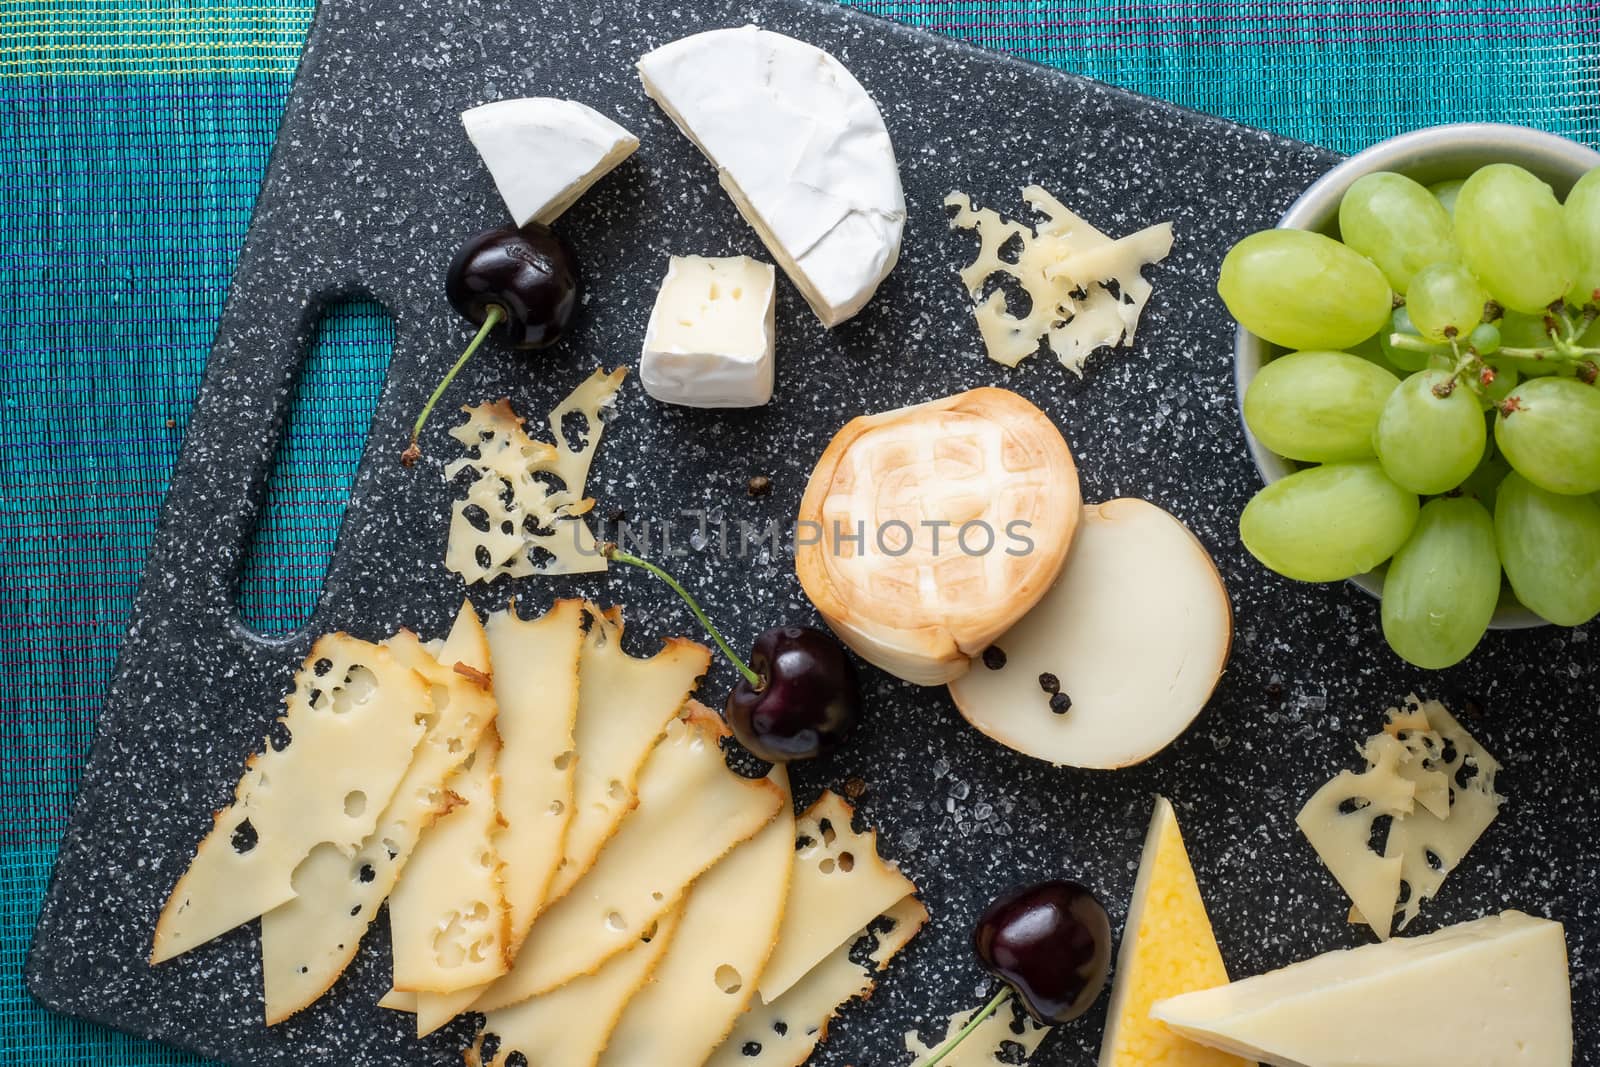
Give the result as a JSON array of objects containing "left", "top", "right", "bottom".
[
  {"left": 1379, "top": 306, "right": 1449, "bottom": 372},
  {"left": 1430, "top": 178, "right": 1466, "bottom": 217},
  {"left": 1381, "top": 496, "right": 1500, "bottom": 669},
  {"left": 1468, "top": 321, "right": 1501, "bottom": 354},
  {"left": 1494, "top": 377, "right": 1600, "bottom": 494},
  {"left": 1406, "top": 261, "right": 1488, "bottom": 341},
  {"left": 1459, "top": 447, "right": 1510, "bottom": 511},
  {"left": 1564, "top": 166, "right": 1600, "bottom": 309},
  {"left": 1499, "top": 309, "right": 1557, "bottom": 347},
  {"left": 1243, "top": 350, "right": 1399, "bottom": 462},
  {"left": 1494, "top": 471, "right": 1600, "bottom": 625},
  {"left": 1240, "top": 461, "right": 1419, "bottom": 582},
  {"left": 1477, "top": 361, "right": 1519, "bottom": 410},
  {"left": 1454, "top": 164, "right": 1575, "bottom": 313},
  {"left": 1338, "top": 172, "right": 1456, "bottom": 293},
  {"left": 1218, "top": 229, "right": 1393, "bottom": 350},
  {"left": 1373, "top": 370, "right": 1488, "bottom": 494}
]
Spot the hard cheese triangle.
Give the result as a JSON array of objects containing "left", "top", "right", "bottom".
[
  {"left": 601, "top": 767, "right": 795, "bottom": 1067},
  {"left": 468, "top": 904, "right": 684, "bottom": 1067},
  {"left": 476, "top": 703, "right": 783, "bottom": 1010},
  {"left": 388, "top": 726, "right": 511, "bottom": 993},
  {"left": 756, "top": 791, "right": 917, "bottom": 1002},
  {"left": 1097, "top": 796, "right": 1249, "bottom": 1067},
  {"left": 151, "top": 634, "right": 430, "bottom": 963},
  {"left": 259, "top": 603, "right": 499, "bottom": 1023},
  {"left": 1151, "top": 911, "right": 1572, "bottom": 1067},
  {"left": 708, "top": 894, "right": 928, "bottom": 1067}
]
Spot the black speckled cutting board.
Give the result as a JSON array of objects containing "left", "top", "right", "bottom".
[{"left": 27, "top": 0, "right": 1599, "bottom": 1063}]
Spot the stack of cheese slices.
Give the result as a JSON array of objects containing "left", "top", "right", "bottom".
[{"left": 150, "top": 599, "right": 924, "bottom": 1067}]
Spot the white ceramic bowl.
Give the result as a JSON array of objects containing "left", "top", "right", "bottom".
[{"left": 1233, "top": 123, "right": 1600, "bottom": 629}]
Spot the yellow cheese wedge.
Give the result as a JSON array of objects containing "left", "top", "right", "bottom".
[
  {"left": 601, "top": 767, "right": 795, "bottom": 1067},
  {"left": 468, "top": 904, "right": 684, "bottom": 1067},
  {"left": 708, "top": 894, "right": 928, "bottom": 1067},
  {"left": 1097, "top": 796, "right": 1250, "bottom": 1067},
  {"left": 475, "top": 703, "right": 783, "bottom": 1010},
  {"left": 757, "top": 791, "right": 916, "bottom": 1002},
  {"left": 259, "top": 603, "right": 498, "bottom": 1024},
  {"left": 904, "top": 998, "right": 1050, "bottom": 1067},
  {"left": 388, "top": 727, "right": 511, "bottom": 993},
  {"left": 151, "top": 634, "right": 431, "bottom": 963}
]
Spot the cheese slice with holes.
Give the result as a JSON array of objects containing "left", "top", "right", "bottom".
[
  {"left": 476, "top": 704, "right": 784, "bottom": 1010},
  {"left": 1295, "top": 734, "right": 1415, "bottom": 942},
  {"left": 444, "top": 368, "right": 625, "bottom": 583},
  {"left": 259, "top": 603, "right": 498, "bottom": 1024},
  {"left": 904, "top": 998, "right": 1051, "bottom": 1067},
  {"left": 461, "top": 98, "right": 638, "bottom": 227},
  {"left": 150, "top": 635, "right": 430, "bottom": 963},
  {"left": 638, "top": 26, "right": 904, "bottom": 328},
  {"left": 1097, "top": 796, "right": 1250, "bottom": 1067},
  {"left": 1151, "top": 911, "right": 1572, "bottom": 1067},
  {"left": 708, "top": 895, "right": 928, "bottom": 1067},
  {"left": 389, "top": 727, "right": 511, "bottom": 993},
  {"left": 545, "top": 605, "right": 711, "bottom": 900},
  {"left": 757, "top": 791, "right": 917, "bottom": 1002},
  {"left": 601, "top": 767, "right": 795, "bottom": 1067},
  {"left": 467, "top": 905, "right": 684, "bottom": 1067}
]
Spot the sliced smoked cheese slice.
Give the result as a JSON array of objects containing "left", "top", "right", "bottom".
[
  {"left": 259, "top": 603, "right": 498, "bottom": 1023},
  {"left": 476, "top": 703, "right": 783, "bottom": 1010},
  {"left": 904, "top": 998, "right": 1050, "bottom": 1067},
  {"left": 708, "top": 894, "right": 928, "bottom": 1067},
  {"left": 468, "top": 904, "right": 684, "bottom": 1067},
  {"left": 795, "top": 387, "right": 1080, "bottom": 686},
  {"left": 948, "top": 498, "right": 1232, "bottom": 768},
  {"left": 601, "top": 767, "right": 795, "bottom": 1067},
  {"left": 461, "top": 97, "right": 638, "bottom": 227},
  {"left": 1098, "top": 796, "right": 1250, "bottom": 1067},
  {"left": 151, "top": 635, "right": 430, "bottom": 963},
  {"left": 757, "top": 791, "right": 916, "bottom": 1002},
  {"left": 389, "top": 727, "right": 511, "bottom": 993},
  {"left": 1151, "top": 911, "right": 1572, "bottom": 1067},
  {"left": 545, "top": 605, "right": 710, "bottom": 901}
]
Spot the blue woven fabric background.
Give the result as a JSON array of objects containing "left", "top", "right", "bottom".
[{"left": 2, "top": 1, "right": 1597, "bottom": 1062}]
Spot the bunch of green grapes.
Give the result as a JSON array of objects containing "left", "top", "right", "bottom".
[{"left": 1221, "top": 164, "right": 1600, "bottom": 669}]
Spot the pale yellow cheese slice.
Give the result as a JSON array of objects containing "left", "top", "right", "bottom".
[
  {"left": 405, "top": 598, "right": 590, "bottom": 1035},
  {"left": 1380, "top": 701, "right": 1451, "bottom": 818},
  {"left": 756, "top": 791, "right": 916, "bottom": 1002},
  {"left": 389, "top": 727, "right": 511, "bottom": 993},
  {"left": 708, "top": 895, "right": 928, "bottom": 1067},
  {"left": 467, "top": 904, "right": 684, "bottom": 1067},
  {"left": 1295, "top": 732, "right": 1415, "bottom": 941},
  {"left": 151, "top": 635, "right": 430, "bottom": 964},
  {"left": 476, "top": 703, "right": 783, "bottom": 1010},
  {"left": 1097, "top": 796, "right": 1250, "bottom": 1067},
  {"left": 601, "top": 767, "right": 795, "bottom": 1067},
  {"left": 904, "top": 998, "right": 1051, "bottom": 1067},
  {"left": 259, "top": 603, "right": 498, "bottom": 1024},
  {"left": 544, "top": 605, "right": 711, "bottom": 900}
]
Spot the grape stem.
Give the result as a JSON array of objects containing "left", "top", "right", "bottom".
[
  {"left": 403, "top": 304, "right": 504, "bottom": 467},
  {"left": 913, "top": 988, "right": 1014, "bottom": 1067},
  {"left": 602, "top": 544, "right": 762, "bottom": 687}
]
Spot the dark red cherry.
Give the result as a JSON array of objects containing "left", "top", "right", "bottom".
[
  {"left": 973, "top": 880, "right": 1112, "bottom": 1025},
  {"left": 445, "top": 223, "right": 578, "bottom": 350},
  {"left": 726, "top": 626, "right": 861, "bottom": 762}
]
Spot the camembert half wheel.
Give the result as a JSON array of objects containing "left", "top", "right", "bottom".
[{"left": 796, "top": 387, "right": 1080, "bottom": 685}]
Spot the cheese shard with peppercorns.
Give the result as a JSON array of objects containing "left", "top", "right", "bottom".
[{"left": 1098, "top": 796, "right": 1251, "bottom": 1067}]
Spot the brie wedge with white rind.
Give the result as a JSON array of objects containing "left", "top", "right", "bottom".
[
  {"left": 641, "top": 255, "right": 777, "bottom": 408},
  {"left": 260, "top": 604, "right": 498, "bottom": 1024},
  {"left": 150, "top": 635, "right": 430, "bottom": 964},
  {"left": 1151, "top": 911, "right": 1573, "bottom": 1067},
  {"left": 601, "top": 767, "right": 794, "bottom": 1067},
  {"left": 948, "top": 498, "right": 1230, "bottom": 767},
  {"left": 638, "top": 26, "right": 905, "bottom": 327},
  {"left": 476, "top": 703, "right": 784, "bottom": 1009},
  {"left": 462, "top": 98, "right": 638, "bottom": 227},
  {"left": 797, "top": 387, "right": 1080, "bottom": 686}
]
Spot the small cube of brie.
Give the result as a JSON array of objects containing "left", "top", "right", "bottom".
[{"left": 640, "top": 256, "right": 776, "bottom": 408}]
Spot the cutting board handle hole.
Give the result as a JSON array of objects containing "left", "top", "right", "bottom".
[{"left": 235, "top": 298, "right": 395, "bottom": 636}]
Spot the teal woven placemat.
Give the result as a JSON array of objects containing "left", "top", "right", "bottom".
[{"left": 3, "top": 2, "right": 1597, "bottom": 1062}]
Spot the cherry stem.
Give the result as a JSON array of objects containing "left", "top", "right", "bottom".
[
  {"left": 604, "top": 545, "right": 762, "bottom": 688},
  {"left": 915, "top": 988, "right": 1013, "bottom": 1067},
  {"left": 404, "top": 304, "right": 504, "bottom": 465}
]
